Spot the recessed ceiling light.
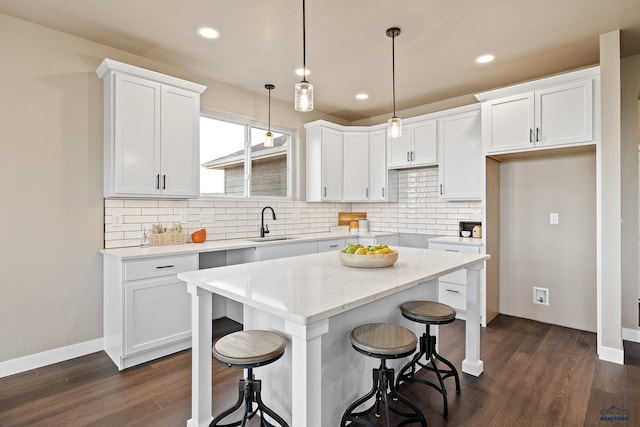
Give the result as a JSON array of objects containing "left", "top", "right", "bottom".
[
  {"left": 295, "top": 68, "right": 311, "bottom": 77},
  {"left": 475, "top": 54, "right": 495, "bottom": 64},
  {"left": 355, "top": 93, "right": 369, "bottom": 100},
  {"left": 198, "top": 27, "right": 220, "bottom": 39}
]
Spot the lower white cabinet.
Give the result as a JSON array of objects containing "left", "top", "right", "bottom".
[
  {"left": 256, "top": 241, "right": 319, "bottom": 261},
  {"left": 428, "top": 240, "right": 484, "bottom": 325},
  {"left": 318, "top": 239, "right": 346, "bottom": 252},
  {"left": 104, "top": 253, "right": 198, "bottom": 370}
]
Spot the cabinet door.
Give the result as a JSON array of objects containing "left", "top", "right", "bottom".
[
  {"left": 439, "top": 109, "right": 482, "bottom": 200},
  {"left": 160, "top": 85, "right": 200, "bottom": 197},
  {"left": 535, "top": 79, "right": 593, "bottom": 147},
  {"left": 321, "top": 128, "right": 343, "bottom": 201},
  {"left": 485, "top": 92, "right": 534, "bottom": 153},
  {"left": 411, "top": 120, "right": 437, "bottom": 166},
  {"left": 369, "top": 130, "right": 388, "bottom": 201},
  {"left": 343, "top": 132, "right": 369, "bottom": 201},
  {"left": 387, "top": 131, "right": 412, "bottom": 168},
  {"left": 125, "top": 277, "right": 191, "bottom": 355},
  {"left": 318, "top": 239, "right": 346, "bottom": 252},
  {"left": 114, "top": 73, "right": 161, "bottom": 195}
]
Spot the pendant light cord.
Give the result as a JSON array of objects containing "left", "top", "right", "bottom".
[
  {"left": 391, "top": 31, "right": 396, "bottom": 117},
  {"left": 268, "top": 87, "right": 271, "bottom": 132},
  {"left": 302, "top": 0, "right": 307, "bottom": 82}
]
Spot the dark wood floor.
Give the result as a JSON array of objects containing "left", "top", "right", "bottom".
[{"left": 0, "top": 315, "right": 638, "bottom": 426}]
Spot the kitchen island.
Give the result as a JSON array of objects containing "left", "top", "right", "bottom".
[{"left": 178, "top": 246, "right": 489, "bottom": 427}]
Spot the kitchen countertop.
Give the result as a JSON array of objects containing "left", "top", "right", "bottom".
[
  {"left": 100, "top": 231, "right": 395, "bottom": 260},
  {"left": 178, "top": 246, "right": 489, "bottom": 325},
  {"left": 428, "top": 236, "right": 483, "bottom": 246}
]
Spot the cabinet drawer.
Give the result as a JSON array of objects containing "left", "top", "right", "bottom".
[
  {"left": 318, "top": 239, "right": 345, "bottom": 253},
  {"left": 428, "top": 242, "right": 481, "bottom": 253},
  {"left": 438, "top": 282, "right": 467, "bottom": 311},
  {"left": 124, "top": 254, "right": 198, "bottom": 281}
]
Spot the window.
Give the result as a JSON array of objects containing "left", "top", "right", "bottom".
[{"left": 199, "top": 113, "right": 291, "bottom": 198}]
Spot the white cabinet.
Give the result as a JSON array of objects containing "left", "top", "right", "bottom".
[
  {"left": 428, "top": 240, "right": 484, "bottom": 325},
  {"left": 97, "top": 58, "right": 206, "bottom": 198},
  {"left": 388, "top": 120, "right": 437, "bottom": 169},
  {"left": 343, "top": 132, "right": 370, "bottom": 201},
  {"left": 103, "top": 253, "right": 198, "bottom": 370},
  {"left": 256, "top": 241, "right": 319, "bottom": 261},
  {"left": 478, "top": 68, "right": 598, "bottom": 155},
  {"left": 342, "top": 130, "right": 398, "bottom": 202},
  {"left": 369, "top": 130, "right": 397, "bottom": 202},
  {"left": 318, "top": 239, "right": 346, "bottom": 252},
  {"left": 306, "top": 125, "right": 343, "bottom": 201},
  {"left": 438, "top": 107, "right": 482, "bottom": 200}
]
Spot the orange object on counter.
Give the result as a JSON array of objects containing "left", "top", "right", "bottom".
[{"left": 191, "top": 228, "right": 207, "bottom": 243}]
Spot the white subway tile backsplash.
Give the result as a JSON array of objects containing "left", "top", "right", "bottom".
[{"left": 102, "top": 166, "right": 482, "bottom": 247}]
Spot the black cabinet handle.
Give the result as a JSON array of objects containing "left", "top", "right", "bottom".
[
  {"left": 529, "top": 128, "right": 533, "bottom": 143},
  {"left": 382, "top": 187, "right": 385, "bottom": 197},
  {"left": 536, "top": 127, "right": 540, "bottom": 142},
  {"left": 156, "top": 174, "right": 160, "bottom": 189},
  {"left": 162, "top": 174, "right": 166, "bottom": 190},
  {"left": 446, "top": 289, "right": 460, "bottom": 294},
  {"left": 156, "top": 265, "right": 175, "bottom": 269}
]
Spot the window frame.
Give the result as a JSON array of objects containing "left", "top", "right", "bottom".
[{"left": 199, "top": 109, "right": 293, "bottom": 200}]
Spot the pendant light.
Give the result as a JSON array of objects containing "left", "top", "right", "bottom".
[
  {"left": 386, "top": 27, "right": 402, "bottom": 138},
  {"left": 294, "top": 0, "right": 313, "bottom": 112},
  {"left": 264, "top": 84, "right": 275, "bottom": 148}
]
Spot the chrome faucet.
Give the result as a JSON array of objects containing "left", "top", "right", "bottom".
[{"left": 260, "top": 206, "right": 276, "bottom": 237}]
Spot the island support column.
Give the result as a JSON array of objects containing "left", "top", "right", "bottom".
[
  {"left": 461, "top": 262, "right": 484, "bottom": 376},
  {"left": 186, "top": 283, "right": 213, "bottom": 427},
  {"left": 285, "top": 318, "right": 329, "bottom": 427}
]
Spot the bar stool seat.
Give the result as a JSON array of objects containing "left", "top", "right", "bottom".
[
  {"left": 340, "top": 323, "right": 427, "bottom": 427},
  {"left": 210, "top": 330, "right": 288, "bottom": 427},
  {"left": 396, "top": 301, "right": 460, "bottom": 418}
]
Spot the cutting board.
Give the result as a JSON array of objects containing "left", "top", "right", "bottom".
[{"left": 338, "top": 212, "right": 367, "bottom": 226}]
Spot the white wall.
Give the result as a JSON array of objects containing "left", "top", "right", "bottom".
[
  {"left": 498, "top": 153, "right": 597, "bottom": 332},
  {"left": 0, "top": 12, "right": 342, "bottom": 364}
]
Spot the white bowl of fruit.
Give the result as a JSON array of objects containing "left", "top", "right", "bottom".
[{"left": 338, "top": 244, "right": 398, "bottom": 268}]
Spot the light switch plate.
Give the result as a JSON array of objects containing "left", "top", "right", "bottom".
[{"left": 550, "top": 212, "right": 559, "bottom": 225}]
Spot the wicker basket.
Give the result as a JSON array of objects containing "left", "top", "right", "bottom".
[{"left": 150, "top": 232, "right": 187, "bottom": 246}]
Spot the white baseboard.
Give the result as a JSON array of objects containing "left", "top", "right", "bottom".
[
  {"left": 623, "top": 327, "right": 640, "bottom": 343},
  {"left": 598, "top": 345, "right": 625, "bottom": 365},
  {"left": 0, "top": 338, "right": 104, "bottom": 379}
]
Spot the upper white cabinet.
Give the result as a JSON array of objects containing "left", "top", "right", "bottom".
[
  {"left": 343, "top": 132, "right": 370, "bottom": 201},
  {"left": 477, "top": 67, "right": 599, "bottom": 155},
  {"left": 97, "top": 58, "right": 206, "bottom": 198},
  {"left": 369, "top": 130, "right": 397, "bottom": 202},
  {"left": 388, "top": 120, "right": 437, "bottom": 169},
  {"left": 306, "top": 125, "right": 343, "bottom": 201},
  {"left": 438, "top": 106, "right": 482, "bottom": 200}
]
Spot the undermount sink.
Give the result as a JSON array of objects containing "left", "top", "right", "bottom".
[{"left": 247, "top": 236, "right": 298, "bottom": 242}]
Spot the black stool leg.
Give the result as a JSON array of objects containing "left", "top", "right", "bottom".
[
  {"left": 341, "top": 359, "right": 427, "bottom": 427},
  {"left": 396, "top": 324, "right": 460, "bottom": 418},
  {"left": 210, "top": 368, "right": 289, "bottom": 427}
]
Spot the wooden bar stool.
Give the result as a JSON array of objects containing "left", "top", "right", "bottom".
[
  {"left": 340, "top": 323, "right": 427, "bottom": 427},
  {"left": 210, "top": 330, "right": 289, "bottom": 427},
  {"left": 395, "top": 301, "right": 461, "bottom": 418}
]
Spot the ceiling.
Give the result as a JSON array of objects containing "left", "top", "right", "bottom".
[{"left": 1, "top": 0, "right": 640, "bottom": 122}]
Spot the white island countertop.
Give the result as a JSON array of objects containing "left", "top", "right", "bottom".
[
  {"left": 178, "top": 246, "right": 488, "bottom": 325},
  {"left": 179, "top": 246, "right": 489, "bottom": 427}
]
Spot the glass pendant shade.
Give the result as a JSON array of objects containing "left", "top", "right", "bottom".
[
  {"left": 264, "top": 131, "right": 274, "bottom": 148},
  {"left": 295, "top": 80, "right": 314, "bottom": 112},
  {"left": 387, "top": 116, "right": 402, "bottom": 138}
]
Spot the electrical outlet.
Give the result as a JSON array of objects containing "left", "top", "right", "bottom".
[
  {"left": 179, "top": 212, "right": 188, "bottom": 223},
  {"left": 533, "top": 287, "right": 549, "bottom": 306},
  {"left": 112, "top": 213, "right": 123, "bottom": 226},
  {"left": 549, "top": 213, "right": 559, "bottom": 225}
]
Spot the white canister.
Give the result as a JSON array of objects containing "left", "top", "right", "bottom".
[{"left": 358, "top": 219, "right": 369, "bottom": 232}]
